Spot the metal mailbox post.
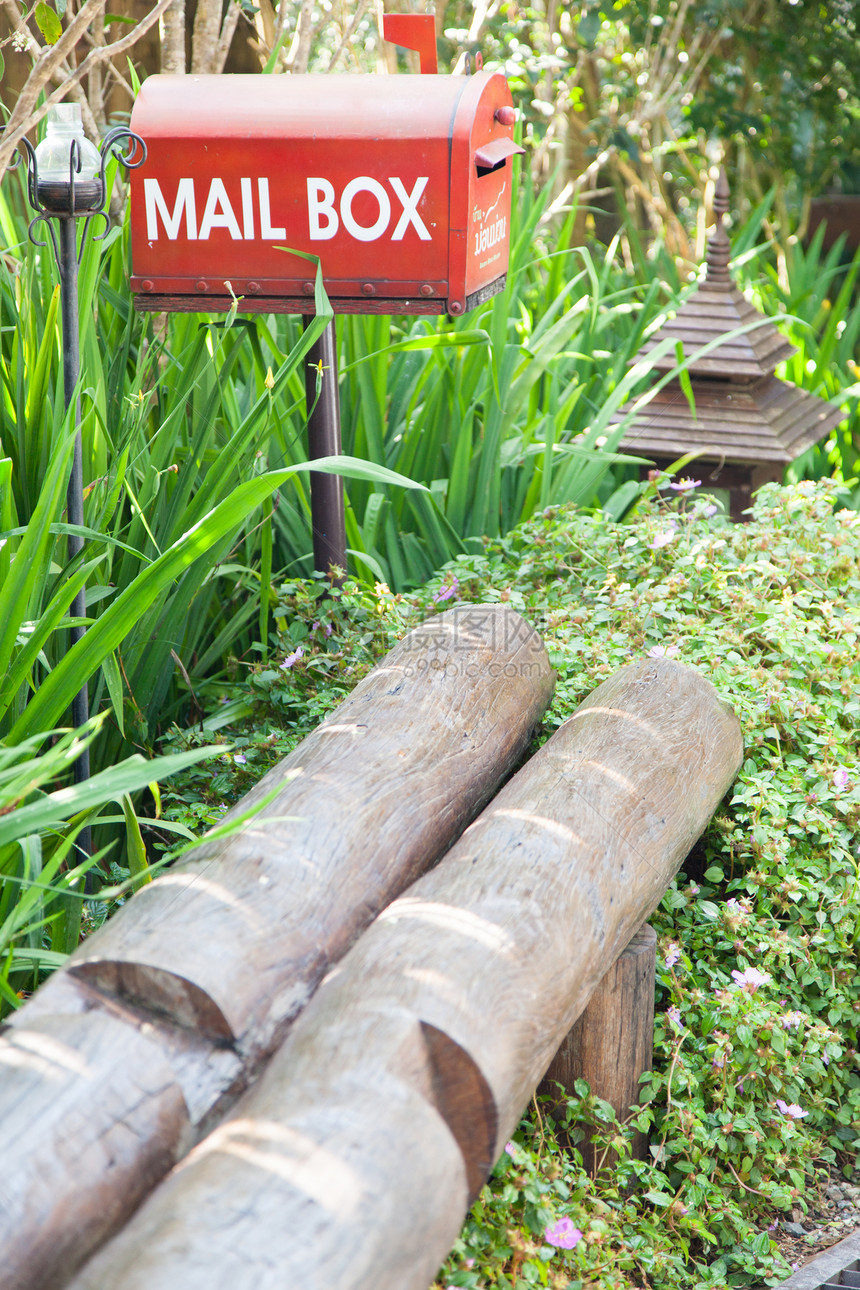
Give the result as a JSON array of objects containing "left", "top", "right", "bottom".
[{"left": 128, "top": 19, "right": 522, "bottom": 575}]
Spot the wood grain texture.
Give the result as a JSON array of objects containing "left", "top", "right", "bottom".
[
  {"left": 539, "top": 923, "right": 657, "bottom": 1174},
  {"left": 1, "top": 604, "right": 552, "bottom": 1290},
  {"left": 6, "top": 969, "right": 243, "bottom": 1130},
  {"left": 68, "top": 603, "right": 554, "bottom": 1063},
  {"left": 0, "top": 1005, "right": 189, "bottom": 1290},
  {"left": 70, "top": 658, "right": 741, "bottom": 1290},
  {"left": 70, "top": 1012, "right": 473, "bottom": 1290}
]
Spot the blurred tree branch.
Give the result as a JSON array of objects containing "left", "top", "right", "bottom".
[{"left": 0, "top": 0, "right": 172, "bottom": 182}]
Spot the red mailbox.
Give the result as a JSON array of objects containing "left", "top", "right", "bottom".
[{"left": 128, "top": 70, "right": 522, "bottom": 316}]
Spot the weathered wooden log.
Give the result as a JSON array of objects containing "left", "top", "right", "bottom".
[
  {"left": 539, "top": 923, "right": 657, "bottom": 1175},
  {"left": 69, "top": 658, "right": 742, "bottom": 1290},
  {"left": 2, "top": 603, "right": 553, "bottom": 1290},
  {"left": 0, "top": 1009, "right": 189, "bottom": 1290},
  {"left": 63, "top": 603, "right": 551, "bottom": 1061}
]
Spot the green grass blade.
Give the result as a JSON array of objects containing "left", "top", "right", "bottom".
[
  {"left": 0, "top": 422, "right": 76, "bottom": 699},
  {"left": 10, "top": 457, "right": 423, "bottom": 738}
]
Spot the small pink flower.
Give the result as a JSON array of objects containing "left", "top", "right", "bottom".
[
  {"left": 669, "top": 477, "right": 701, "bottom": 492},
  {"left": 433, "top": 576, "right": 460, "bottom": 604},
  {"left": 833, "top": 768, "right": 850, "bottom": 790},
  {"left": 280, "top": 645, "right": 304, "bottom": 670},
  {"left": 731, "top": 967, "right": 771, "bottom": 993},
  {"left": 650, "top": 529, "right": 676, "bottom": 550},
  {"left": 664, "top": 943, "right": 681, "bottom": 967},
  {"left": 776, "top": 1099, "right": 808, "bottom": 1120},
  {"left": 648, "top": 644, "right": 680, "bottom": 658},
  {"left": 703, "top": 503, "right": 718, "bottom": 517},
  {"left": 667, "top": 1005, "right": 682, "bottom": 1029},
  {"left": 233, "top": 753, "right": 247, "bottom": 765},
  {"left": 504, "top": 1141, "right": 517, "bottom": 1158},
  {"left": 544, "top": 1217, "right": 583, "bottom": 1249}
]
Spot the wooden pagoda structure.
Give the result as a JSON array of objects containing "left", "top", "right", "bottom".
[{"left": 616, "top": 170, "right": 844, "bottom": 519}]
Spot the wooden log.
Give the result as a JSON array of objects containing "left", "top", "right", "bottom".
[
  {"left": 1, "top": 604, "right": 553, "bottom": 1290},
  {"left": 64, "top": 603, "right": 553, "bottom": 1062},
  {"left": 69, "top": 658, "right": 742, "bottom": 1290},
  {"left": 73, "top": 1012, "right": 474, "bottom": 1290},
  {"left": 538, "top": 923, "right": 657, "bottom": 1175},
  {"left": 0, "top": 1007, "right": 189, "bottom": 1290},
  {"left": 5, "top": 968, "right": 244, "bottom": 1131}
]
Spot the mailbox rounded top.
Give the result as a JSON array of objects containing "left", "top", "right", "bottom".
[{"left": 131, "top": 72, "right": 512, "bottom": 142}]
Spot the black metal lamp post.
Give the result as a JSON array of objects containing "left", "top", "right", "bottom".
[{"left": 11, "top": 106, "right": 146, "bottom": 853}]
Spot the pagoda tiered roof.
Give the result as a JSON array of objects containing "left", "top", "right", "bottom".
[{"left": 616, "top": 170, "right": 843, "bottom": 466}]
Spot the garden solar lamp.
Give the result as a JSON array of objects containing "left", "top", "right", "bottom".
[{"left": 8, "top": 105, "right": 146, "bottom": 867}]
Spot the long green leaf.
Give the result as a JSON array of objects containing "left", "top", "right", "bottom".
[
  {"left": 10, "top": 457, "right": 424, "bottom": 739},
  {"left": 0, "top": 421, "right": 76, "bottom": 697},
  {"left": 121, "top": 793, "right": 152, "bottom": 890},
  {"left": 0, "top": 552, "right": 107, "bottom": 724},
  {"left": 0, "top": 745, "right": 229, "bottom": 848}
]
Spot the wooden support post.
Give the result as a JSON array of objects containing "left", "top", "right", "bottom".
[
  {"left": 0, "top": 604, "right": 554, "bottom": 1290},
  {"left": 539, "top": 923, "right": 657, "bottom": 1175},
  {"left": 67, "top": 659, "right": 742, "bottom": 1290},
  {"left": 303, "top": 317, "right": 347, "bottom": 580}
]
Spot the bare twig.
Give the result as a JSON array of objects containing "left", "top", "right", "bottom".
[
  {"left": 289, "top": 0, "right": 315, "bottom": 73},
  {"left": 328, "top": 0, "right": 371, "bottom": 72},
  {"left": 213, "top": 0, "right": 243, "bottom": 75}
]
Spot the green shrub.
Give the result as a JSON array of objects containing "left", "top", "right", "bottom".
[
  {"left": 0, "top": 715, "right": 228, "bottom": 1012},
  {"left": 424, "top": 477, "right": 859, "bottom": 1287},
  {"left": 181, "top": 477, "right": 859, "bottom": 1287}
]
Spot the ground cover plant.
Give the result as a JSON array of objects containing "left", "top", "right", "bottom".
[{"left": 157, "top": 478, "right": 860, "bottom": 1288}]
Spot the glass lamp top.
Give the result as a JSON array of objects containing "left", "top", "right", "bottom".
[{"left": 34, "top": 104, "right": 102, "bottom": 211}]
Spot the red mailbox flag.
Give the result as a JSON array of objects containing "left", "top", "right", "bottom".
[{"left": 382, "top": 13, "right": 439, "bottom": 74}]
